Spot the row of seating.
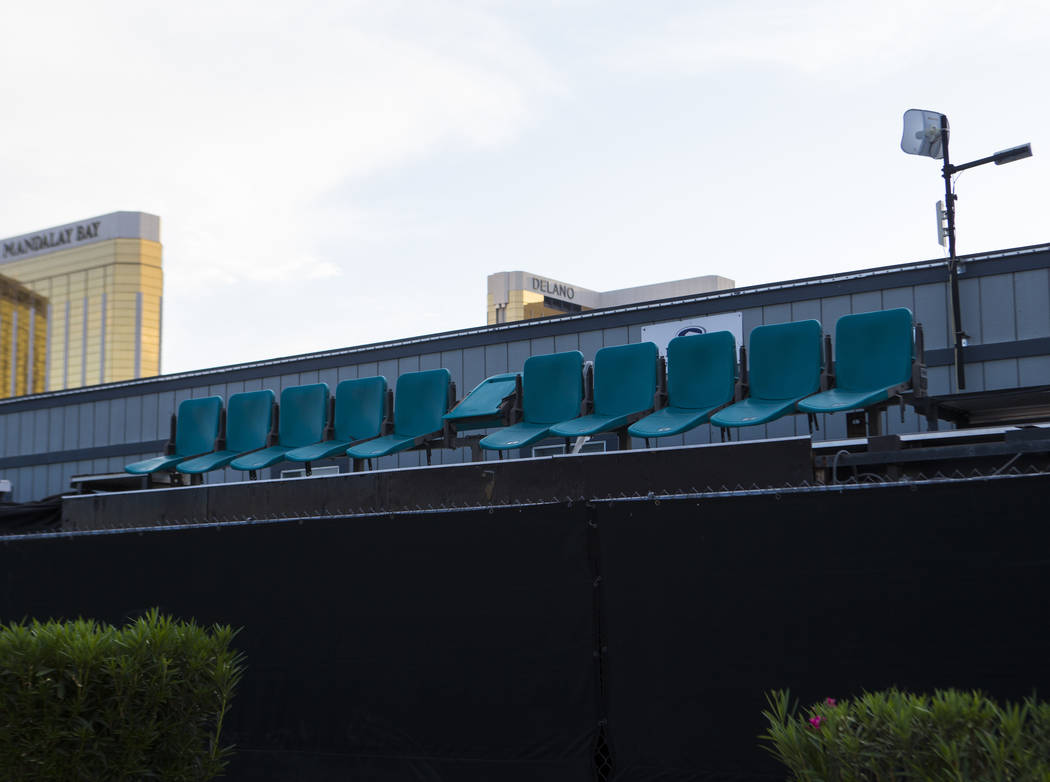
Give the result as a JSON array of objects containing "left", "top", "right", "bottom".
[
  {"left": 126, "top": 370, "right": 453, "bottom": 481},
  {"left": 126, "top": 308, "right": 925, "bottom": 481}
]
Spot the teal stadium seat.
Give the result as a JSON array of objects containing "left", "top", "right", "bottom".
[
  {"left": 176, "top": 390, "right": 275, "bottom": 475},
  {"left": 628, "top": 332, "right": 736, "bottom": 440},
  {"left": 125, "top": 396, "right": 223, "bottom": 474},
  {"left": 229, "top": 383, "right": 329, "bottom": 474},
  {"left": 798, "top": 308, "right": 915, "bottom": 415},
  {"left": 443, "top": 373, "right": 520, "bottom": 432},
  {"left": 710, "top": 320, "right": 823, "bottom": 428},
  {"left": 346, "top": 369, "right": 451, "bottom": 461},
  {"left": 549, "top": 342, "right": 658, "bottom": 440},
  {"left": 480, "top": 351, "right": 584, "bottom": 451},
  {"left": 285, "top": 377, "right": 387, "bottom": 463}
]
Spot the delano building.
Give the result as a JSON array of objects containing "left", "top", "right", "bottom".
[
  {"left": 0, "top": 212, "right": 162, "bottom": 392},
  {"left": 0, "top": 273, "right": 48, "bottom": 399},
  {"left": 487, "top": 271, "right": 735, "bottom": 324}
]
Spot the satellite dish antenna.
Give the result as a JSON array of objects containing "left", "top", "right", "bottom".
[{"left": 901, "top": 109, "right": 946, "bottom": 159}]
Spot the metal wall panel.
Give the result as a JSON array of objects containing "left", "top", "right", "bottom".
[
  {"left": 77, "top": 402, "right": 94, "bottom": 450},
  {"left": 959, "top": 362, "right": 985, "bottom": 394},
  {"left": 984, "top": 359, "right": 1019, "bottom": 390},
  {"left": 914, "top": 283, "right": 949, "bottom": 350},
  {"left": 1019, "top": 356, "right": 1050, "bottom": 386},
  {"left": 602, "top": 326, "right": 628, "bottom": 348},
  {"left": 108, "top": 398, "right": 126, "bottom": 445},
  {"left": 440, "top": 351, "right": 463, "bottom": 401},
  {"left": 93, "top": 402, "right": 111, "bottom": 448},
  {"left": 578, "top": 330, "right": 604, "bottom": 361},
  {"left": 790, "top": 299, "right": 821, "bottom": 324},
  {"left": 529, "top": 336, "right": 554, "bottom": 356},
  {"left": 554, "top": 333, "right": 579, "bottom": 353},
  {"left": 2, "top": 415, "right": 19, "bottom": 457},
  {"left": 32, "top": 409, "right": 48, "bottom": 454},
  {"left": 762, "top": 303, "right": 791, "bottom": 326},
  {"left": 820, "top": 296, "right": 852, "bottom": 336},
  {"left": 419, "top": 352, "right": 443, "bottom": 371},
  {"left": 461, "top": 348, "right": 485, "bottom": 393},
  {"left": 124, "top": 396, "right": 142, "bottom": 444},
  {"left": 156, "top": 391, "right": 175, "bottom": 439},
  {"left": 851, "top": 290, "right": 883, "bottom": 315},
  {"left": 482, "top": 344, "right": 506, "bottom": 379},
  {"left": 881, "top": 286, "right": 915, "bottom": 314},
  {"left": 47, "top": 407, "right": 64, "bottom": 452},
  {"left": 740, "top": 307, "right": 763, "bottom": 343},
  {"left": 506, "top": 340, "right": 531, "bottom": 371},
  {"left": 979, "top": 275, "right": 1016, "bottom": 344},
  {"left": 1014, "top": 269, "right": 1050, "bottom": 341},
  {"left": 397, "top": 355, "right": 420, "bottom": 378},
  {"left": 18, "top": 411, "right": 34, "bottom": 455}
]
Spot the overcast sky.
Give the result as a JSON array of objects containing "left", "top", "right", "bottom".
[{"left": 2, "top": 1, "right": 1047, "bottom": 375}]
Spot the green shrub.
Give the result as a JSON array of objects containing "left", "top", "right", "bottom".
[
  {"left": 762, "top": 689, "right": 1050, "bottom": 781},
  {"left": 0, "top": 609, "right": 245, "bottom": 781}
]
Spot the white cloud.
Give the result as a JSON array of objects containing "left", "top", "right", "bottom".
[
  {"left": 610, "top": 0, "right": 1050, "bottom": 79},
  {"left": 0, "top": 0, "right": 564, "bottom": 286}
]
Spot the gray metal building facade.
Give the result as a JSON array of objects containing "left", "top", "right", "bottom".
[{"left": 2, "top": 244, "right": 1049, "bottom": 503}]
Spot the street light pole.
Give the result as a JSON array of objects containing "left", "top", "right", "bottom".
[
  {"left": 903, "top": 109, "right": 1032, "bottom": 392},
  {"left": 940, "top": 114, "right": 967, "bottom": 390}
]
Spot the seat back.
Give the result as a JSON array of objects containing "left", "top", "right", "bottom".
[
  {"left": 748, "top": 320, "right": 823, "bottom": 401},
  {"left": 523, "top": 351, "right": 584, "bottom": 424},
  {"left": 225, "top": 389, "right": 275, "bottom": 453},
  {"left": 443, "top": 373, "right": 519, "bottom": 430},
  {"left": 394, "top": 369, "right": 451, "bottom": 438},
  {"left": 667, "top": 331, "right": 737, "bottom": 410},
  {"left": 173, "top": 396, "right": 223, "bottom": 457},
  {"left": 278, "top": 383, "right": 330, "bottom": 448},
  {"left": 593, "top": 342, "right": 658, "bottom": 416},
  {"left": 835, "top": 308, "right": 914, "bottom": 392},
  {"left": 334, "top": 377, "right": 387, "bottom": 442}
]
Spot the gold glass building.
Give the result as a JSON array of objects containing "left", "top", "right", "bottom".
[
  {"left": 0, "top": 212, "right": 162, "bottom": 392},
  {"left": 0, "top": 274, "right": 48, "bottom": 399},
  {"left": 487, "top": 271, "right": 735, "bottom": 325}
]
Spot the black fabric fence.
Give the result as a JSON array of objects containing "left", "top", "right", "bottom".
[{"left": 2, "top": 475, "right": 1049, "bottom": 780}]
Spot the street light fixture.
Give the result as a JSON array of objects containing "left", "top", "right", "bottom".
[{"left": 901, "top": 109, "right": 1033, "bottom": 389}]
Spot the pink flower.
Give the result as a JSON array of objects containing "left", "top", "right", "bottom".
[
  {"left": 809, "top": 715, "right": 825, "bottom": 729},
  {"left": 825, "top": 698, "right": 837, "bottom": 707}
]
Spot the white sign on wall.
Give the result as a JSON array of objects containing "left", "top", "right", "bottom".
[{"left": 641, "top": 312, "right": 743, "bottom": 355}]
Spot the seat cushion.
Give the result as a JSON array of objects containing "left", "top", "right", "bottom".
[
  {"left": 284, "top": 440, "right": 354, "bottom": 463},
  {"left": 797, "top": 386, "right": 894, "bottom": 414},
  {"left": 176, "top": 450, "right": 242, "bottom": 475},
  {"left": 627, "top": 405, "right": 720, "bottom": 439},
  {"left": 479, "top": 422, "right": 553, "bottom": 451},
  {"left": 709, "top": 397, "right": 802, "bottom": 428},
  {"left": 230, "top": 446, "right": 294, "bottom": 471},
  {"left": 549, "top": 413, "right": 629, "bottom": 438},
  {"left": 346, "top": 434, "right": 417, "bottom": 459},
  {"left": 125, "top": 454, "right": 186, "bottom": 475}
]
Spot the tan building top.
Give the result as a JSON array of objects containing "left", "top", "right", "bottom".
[
  {"left": 0, "top": 212, "right": 162, "bottom": 392},
  {"left": 487, "top": 270, "right": 735, "bottom": 324}
]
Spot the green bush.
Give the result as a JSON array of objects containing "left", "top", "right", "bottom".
[
  {"left": 0, "top": 609, "right": 244, "bottom": 781},
  {"left": 762, "top": 689, "right": 1050, "bottom": 781}
]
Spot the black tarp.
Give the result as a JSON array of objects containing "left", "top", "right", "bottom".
[
  {"left": 0, "top": 505, "right": 598, "bottom": 781},
  {"left": 597, "top": 478, "right": 1050, "bottom": 781},
  {"left": 2, "top": 475, "right": 1049, "bottom": 780}
]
